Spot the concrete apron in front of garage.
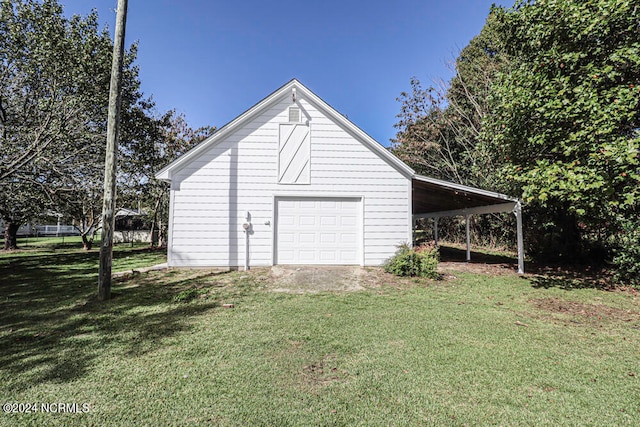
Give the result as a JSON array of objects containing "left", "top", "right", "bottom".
[{"left": 269, "top": 265, "right": 372, "bottom": 293}]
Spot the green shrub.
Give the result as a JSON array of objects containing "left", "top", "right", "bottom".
[
  {"left": 383, "top": 243, "right": 439, "bottom": 279},
  {"left": 613, "top": 220, "right": 640, "bottom": 288}
]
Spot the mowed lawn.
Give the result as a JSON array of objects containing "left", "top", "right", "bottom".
[{"left": 1, "top": 246, "right": 639, "bottom": 426}]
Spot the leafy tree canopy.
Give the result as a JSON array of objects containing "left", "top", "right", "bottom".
[
  {"left": 394, "top": 0, "right": 640, "bottom": 266},
  {"left": 0, "top": 0, "right": 183, "bottom": 250},
  {"left": 485, "top": 0, "right": 640, "bottom": 223}
]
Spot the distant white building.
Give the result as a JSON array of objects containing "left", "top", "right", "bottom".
[{"left": 0, "top": 221, "right": 77, "bottom": 237}]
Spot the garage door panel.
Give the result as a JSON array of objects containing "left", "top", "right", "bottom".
[
  {"left": 279, "top": 215, "right": 296, "bottom": 226},
  {"left": 299, "top": 233, "right": 315, "bottom": 244},
  {"left": 279, "top": 200, "right": 296, "bottom": 209},
  {"left": 279, "top": 249, "right": 295, "bottom": 260},
  {"left": 340, "top": 233, "right": 357, "bottom": 244},
  {"left": 279, "top": 233, "right": 295, "bottom": 244},
  {"left": 320, "top": 251, "right": 338, "bottom": 262},
  {"left": 299, "top": 251, "right": 317, "bottom": 262},
  {"left": 340, "top": 250, "right": 358, "bottom": 262},
  {"left": 339, "top": 200, "right": 357, "bottom": 209},
  {"left": 341, "top": 216, "right": 357, "bottom": 226},
  {"left": 299, "top": 200, "right": 317, "bottom": 209},
  {"left": 320, "top": 233, "right": 337, "bottom": 244},
  {"left": 300, "top": 216, "right": 316, "bottom": 226},
  {"left": 320, "top": 216, "right": 336, "bottom": 226},
  {"left": 321, "top": 201, "right": 337, "bottom": 209},
  {"left": 276, "top": 197, "right": 361, "bottom": 265}
]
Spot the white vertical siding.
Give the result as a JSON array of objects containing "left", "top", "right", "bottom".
[{"left": 168, "top": 94, "right": 411, "bottom": 267}]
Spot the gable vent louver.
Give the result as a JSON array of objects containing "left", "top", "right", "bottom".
[{"left": 288, "top": 107, "right": 300, "bottom": 123}]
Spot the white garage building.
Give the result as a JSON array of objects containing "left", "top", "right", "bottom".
[{"left": 156, "top": 79, "right": 523, "bottom": 271}]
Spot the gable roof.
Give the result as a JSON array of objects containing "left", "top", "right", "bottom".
[{"left": 155, "top": 79, "right": 415, "bottom": 181}]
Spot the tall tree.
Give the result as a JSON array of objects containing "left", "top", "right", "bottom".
[
  {"left": 392, "top": 11, "right": 507, "bottom": 190},
  {"left": 484, "top": 0, "right": 640, "bottom": 259},
  {"left": 392, "top": 12, "right": 513, "bottom": 249},
  {"left": 394, "top": 0, "right": 640, "bottom": 264},
  {"left": 118, "top": 109, "right": 213, "bottom": 247},
  {"left": 0, "top": 0, "right": 143, "bottom": 250},
  {"left": 51, "top": 43, "right": 150, "bottom": 251},
  {"left": 0, "top": 1, "right": 101, "bottom": 248}
]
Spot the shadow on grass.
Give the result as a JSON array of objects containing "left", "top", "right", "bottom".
[
  {"left": 439, "top": 245, "right": 518, "bottom": 271},
  {"left": 439, "top": 245, "right": 518, "bottom": 266},
  {"left": 438, "top": 244, "right": 614, "bottom": 291},
  {"left": 529, "top": 269, "right": 612, "bottom": 291},
  {"left": 0, "top": 247, "right": 218, "bottom": 392}
]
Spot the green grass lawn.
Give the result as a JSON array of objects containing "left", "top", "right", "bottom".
[{"left": 1, "top": 248, "right": 639, "bottom": 426}]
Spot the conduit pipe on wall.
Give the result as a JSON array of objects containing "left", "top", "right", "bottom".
[{"left": 243, "top": 211, "right": 251, "bottom": 271}]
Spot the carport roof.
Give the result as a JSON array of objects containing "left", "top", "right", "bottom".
[{"left": 412, "top": 174, "right": 518, "bottom": 217}]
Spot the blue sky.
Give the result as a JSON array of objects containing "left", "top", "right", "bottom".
[{"left": 60, "top": 0, "right": 509, "bottom": 146}]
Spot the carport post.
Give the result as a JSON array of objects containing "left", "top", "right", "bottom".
[
  {"left": 465, "top": 214, "right": 471, "bottom": 262},
  {"left": 514, "top": 202, "right": 524, "bottom": 274},
  {"left": 433, "top": 217, "right": 439, "bottom": 247}
]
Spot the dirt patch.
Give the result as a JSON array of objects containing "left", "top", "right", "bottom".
[
  {"left": 531, "top": 297, "right": 640, "bottom": 323},
  {"left": 267, "top": 266, "right": 441, "bottom": 293},
  {"left": 301, "top": 354, "right": 348, "bottom": 388},
  {"left": 268, "top": 266, "right": 381, "bottom": 293}
]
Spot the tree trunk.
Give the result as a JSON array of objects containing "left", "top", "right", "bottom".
[
  {"left": 149, "top": 195, "right": 161, "bottom": 247},
  {"left": 149, "top": 218, "right": 156, "bottom": 247},
  {"left": 158, "top": 218, "right": 166, "bottom": 248},
  {"left": 82, "top": 233, "right": 93, "bottom": 250},
  {"left": 3, "top": 221, "right": 19, "bottom": 250}
]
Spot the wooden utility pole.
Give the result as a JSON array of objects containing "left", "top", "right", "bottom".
[{"left": 98, "top": 0, "right": 128, "bottom": 301}]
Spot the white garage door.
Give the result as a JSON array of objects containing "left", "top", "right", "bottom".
[{"left": 276, "top": 197, "right": 361, "bottom": 265}]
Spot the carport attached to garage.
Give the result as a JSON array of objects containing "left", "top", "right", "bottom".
[{"left": 411, "top": 175, "right": 525, "bottom": 274}]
